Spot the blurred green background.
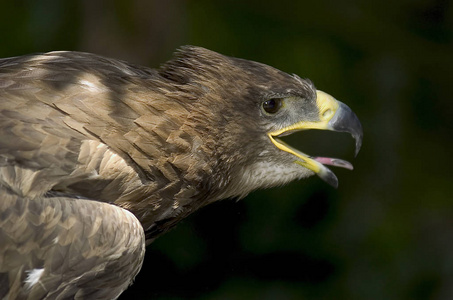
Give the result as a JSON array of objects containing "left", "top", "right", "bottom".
[{"left": 1, "top": 0, "right": 452, "bottom": 299}]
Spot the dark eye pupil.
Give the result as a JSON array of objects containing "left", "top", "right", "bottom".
[{"left": 263, "top": 98, "right": 282, "bottom": 114}]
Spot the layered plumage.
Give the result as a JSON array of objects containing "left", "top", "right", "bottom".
[{"left": 0, "top": 46, "right": 362, "bottom": 299}]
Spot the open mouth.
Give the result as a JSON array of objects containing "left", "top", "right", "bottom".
[{"left": 268, "top": 91, "right": 363, "bottom": 188}]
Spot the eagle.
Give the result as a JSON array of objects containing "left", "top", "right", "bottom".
[{"left": 0, "top": 46, "right": 362, "bottom": 299}]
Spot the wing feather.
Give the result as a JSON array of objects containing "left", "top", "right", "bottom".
[{"left": 0, "top": 186, "right": 145, "bottom": 300}]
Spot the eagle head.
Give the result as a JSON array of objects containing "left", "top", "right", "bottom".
[{"left": 157, "top": 46, "right": 363, "bottom": 202}]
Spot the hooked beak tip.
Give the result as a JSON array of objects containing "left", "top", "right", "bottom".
[{"left": 328, "top": 101, "right": 363, "bottom": 157}]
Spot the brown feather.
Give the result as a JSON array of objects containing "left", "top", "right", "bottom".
[{"left": 0, "top": 46, "right": 323, "bottom": 298}]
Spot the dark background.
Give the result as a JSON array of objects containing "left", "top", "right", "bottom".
[{"left": 1, "top": 1, "right": 452, "bottom": 299}]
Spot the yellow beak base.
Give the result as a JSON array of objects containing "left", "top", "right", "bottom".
[{"left": 267, "top": 90, "right": 363, "bottom": 187}]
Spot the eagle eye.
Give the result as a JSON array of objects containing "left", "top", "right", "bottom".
[{"left": 262, "top": 98, "right": 283, "bottom": 114}]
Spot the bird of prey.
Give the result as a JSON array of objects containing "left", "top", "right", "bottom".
[{"left": 0, "top": 46, "right": 362, "bottom": 299}]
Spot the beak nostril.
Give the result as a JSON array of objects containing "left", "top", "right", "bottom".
[{"left": 322, "top": 109, "right": 333, "bottom": 119}]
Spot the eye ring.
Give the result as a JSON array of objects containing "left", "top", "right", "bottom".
[{"left": 262, "top": 98, "right": 283, "bottom": 114}]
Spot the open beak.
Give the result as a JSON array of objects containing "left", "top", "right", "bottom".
[{"left": 268, "top": 90, "right": 363, "bottom": 188}]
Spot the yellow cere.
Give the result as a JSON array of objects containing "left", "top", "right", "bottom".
[{"left": 268, "top": 90, "right": 339, "bottom": 137}]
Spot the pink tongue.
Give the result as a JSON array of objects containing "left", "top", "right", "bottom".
[{"left": 313, "top": 157, "right": 354, "bottom": 170}]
